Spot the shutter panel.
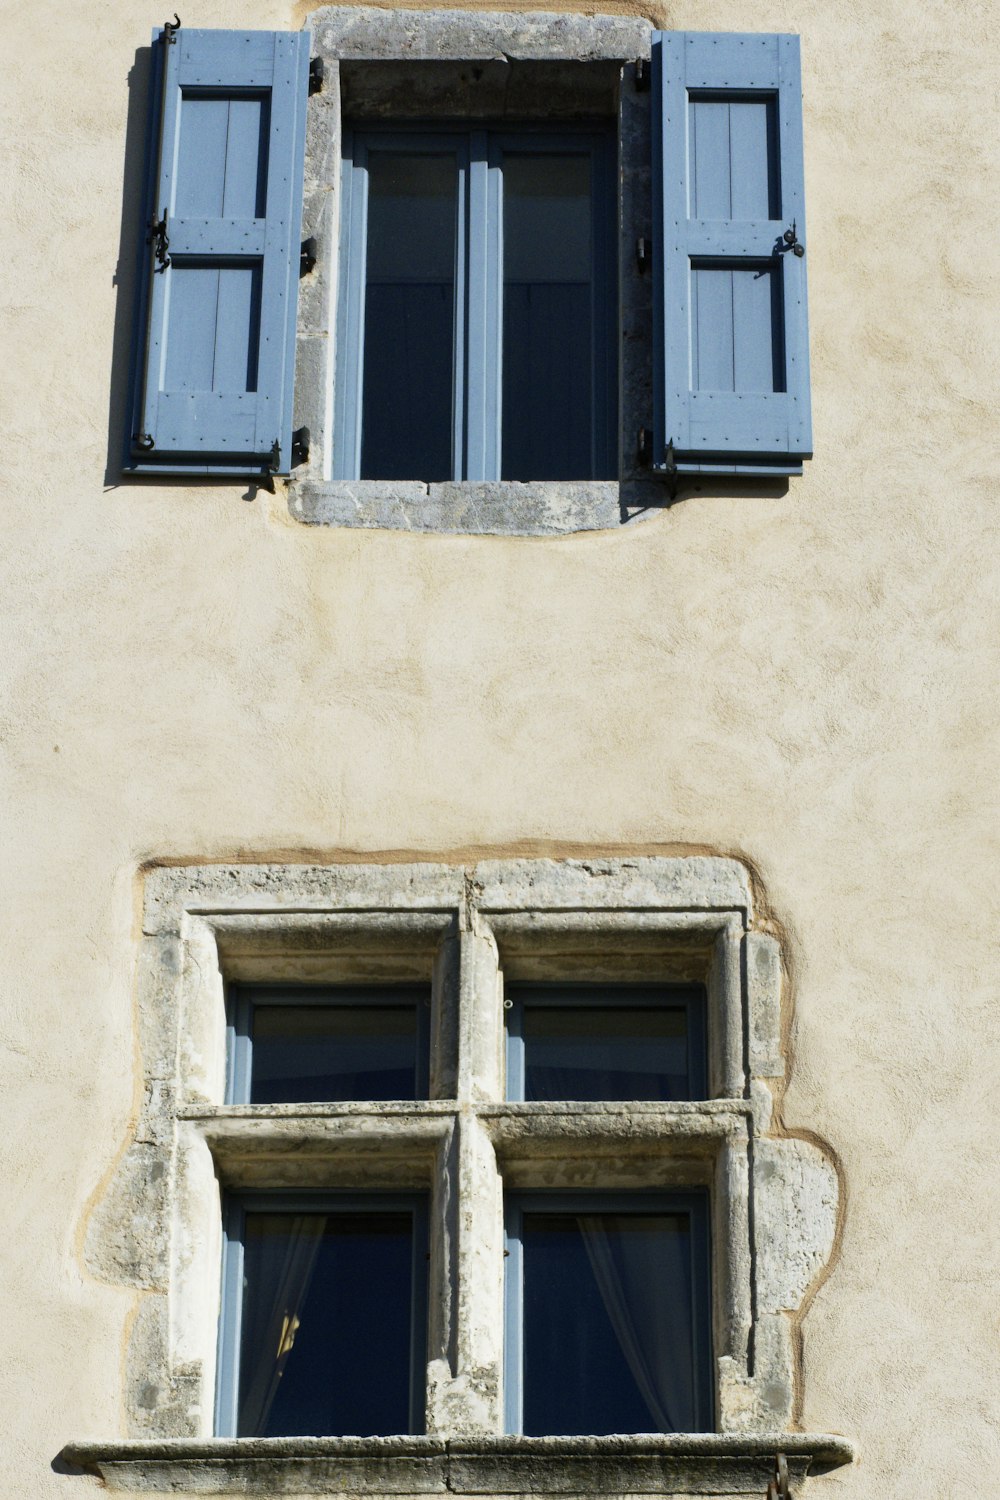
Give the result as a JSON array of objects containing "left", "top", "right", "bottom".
[
  {"left": 128, "top": 27, "right": 309, "bottom": 475},
  {"left": 652, "top": 32, "right": 812, "bottom": 474}
]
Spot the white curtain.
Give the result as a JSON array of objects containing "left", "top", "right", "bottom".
[
  {"left": 577, "top": 1214, "right": 693, "bottom": 1433},
  {"left": 238, "top": 1215, "right": 327, "bottom": 1435}
]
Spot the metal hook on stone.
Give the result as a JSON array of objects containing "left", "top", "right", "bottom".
[{"left": 766, "top": 1453, "right": 790, "bottom": 1500}]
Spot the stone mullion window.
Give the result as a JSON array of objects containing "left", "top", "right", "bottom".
[{"left": 70, "top": 859, "right": 853, "bottom": 1496}]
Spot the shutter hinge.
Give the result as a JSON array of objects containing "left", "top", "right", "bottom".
[
  {"left": 636, "top": 236, "right": 649, "bottom": 274},
  {"left": 636, "top": 427, "right": 652, "bottom": 467},
  {"left": 162, "top": 13, "right": 180, "bottom": 43},
  {"left": 634, "top": 57, "right": 650, "bottom": 91},
  {"left": 309, "top": 56, "right": 325, "bottom": 95},
  {"left": 766, "top": 1454, "right": 790, "bottom": 1500},
  {"left": 300, "top": 237, "right": 318, "bottom": 276},
  {"left": 149, "top": 210, "right": 171, "bottom": 272},
  {"left": 268, "top": 439, "right": 281, "bottom": 474},
  {"left": 662, "top": 439, "right": 679, "bottom": 499},
  {"left": 291, "top": 427, "right": 310, "bottom": 468},
  {"left": 134, "top": 433, "right": 155, "bottom": 452}
]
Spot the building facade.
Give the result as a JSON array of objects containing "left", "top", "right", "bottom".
[{"left": 2, "top": 0, "right": 997, "bottom": 1496}]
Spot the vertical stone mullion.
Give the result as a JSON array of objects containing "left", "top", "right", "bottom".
[
  {"left": 455, "top": 926, "right": 503, "bottom": 1104},
  {"left": 427, "top": 920, "right": 505, "bottom": 1434},
  {"left": 426, "top": 1111, "right": 504, "bottom": 1434}
]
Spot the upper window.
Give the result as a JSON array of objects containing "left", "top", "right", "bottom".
[
  {"left": 122, "top": 15, "right": 812, "bottom": 507},
  {"left": 334, "top": 127, "right": 617, "bottom": 482}
]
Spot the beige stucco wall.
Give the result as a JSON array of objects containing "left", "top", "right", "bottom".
[{"left": 1, "top": 0, "right": 998, "bottom": 1494}]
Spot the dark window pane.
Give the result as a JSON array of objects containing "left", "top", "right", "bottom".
[
  {"left": 514, "top": 986, "right": 705, "bottom": 1101},
  {"left": 237, "top": 1211, "right": 415, "bottom": 1436},
  {"left": 521, "top": 1211, "right": 701, "bottom": 1435},
  {"left": 502, "top": 154, "right": 595, "bottom": 480},
  {"left": 361, "top": 153, "right": 456, "bottom": 480},
  {"left": 250, "top": 1001, "right": 420, "bottom": 1104}
]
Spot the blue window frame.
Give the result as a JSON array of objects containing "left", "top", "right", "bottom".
[
  {"left": 504, "top": 1192, "right": 713, "bottom": 1436},
  {"left": 334, "top": 125, "right": 617, "bottom": 482},
  {"left": 217, "top": 1193, "right": 428, "bottom": 1437},
  {"left": 226, "top": 984, "right": 431, "bottom": 1104},
  {"left": 505, "top": 983, "right": 707, "bottom": 1102}
]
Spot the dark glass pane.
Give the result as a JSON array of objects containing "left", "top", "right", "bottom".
[
  {"left": 362, "top": 153, "right": 456, "bottom": 480},
  {"left": 250, "top": 1001, "right": 420, "bottom": 1104},
  {"left": 502, "top": 154, "right": 595, "bottom": 480},
  {"left": 516, "top": 986, "right": 704, "bottom": 1101},
  {"left": 521, "top": 1211, "right": 699, "bottom": 1435},
  {"left": 238, "top": 1211, "right": 415, "bottom": 1436}
]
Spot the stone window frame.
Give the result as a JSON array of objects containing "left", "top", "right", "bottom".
[
  {"left": 288, "top": 7, "right": 674, "bottom": 535},
  {"left": 67, "top": 856, "right": 852, "bottom": 1495}
]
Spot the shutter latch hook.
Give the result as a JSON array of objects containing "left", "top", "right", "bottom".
[{"left": 781, "top": 221, "right": 805, "bottom": 258}]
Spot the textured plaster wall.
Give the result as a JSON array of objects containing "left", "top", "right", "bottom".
[{"left": 0, "top": 0, "right": 997, "bottom": 1496}]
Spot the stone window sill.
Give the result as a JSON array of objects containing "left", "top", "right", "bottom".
[
  {"left": 289, "top": 478, "right": 636, "bottom": 536},
  {"left": 287, "top": 478, "right": 798, "bottom": 537},
  {"left": 61, "top": 1432, "right": 854, "bottom": 1494}
]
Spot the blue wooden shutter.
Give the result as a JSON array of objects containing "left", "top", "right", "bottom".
[
  {"left": 128, "top": 26, "right": 309, "bottom": 475},
  {"left": 652, "top": 32, "right": 811, "bottom": 474}
]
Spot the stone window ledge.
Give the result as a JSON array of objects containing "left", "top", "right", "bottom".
[
  {"left": 288, "top": 479, "right": 683, "bottom": 537},
  {"left": 61, "top": 1433, "right": 854, "bottom": 1494}
]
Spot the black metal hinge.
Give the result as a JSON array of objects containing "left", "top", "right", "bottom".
[
  {"left": 662, "top": 438, "right": 679, "bottom": 499},
  {"left": 163, "top": 13, "right": 180, "bottom": 43},
  {"left": 636, "top": 236, "right": 649, "bottom": 274},
  {"left": 300, "top": 237, "right": 318, "bottom": 276},
  {"left": 291, "top": 427, "right": 310, "bottom": 468},
  {"left": 149, "top": 209, "right": 170, "bottom": 272},
  {"left": 634, "top": 57, "right": 650, "bottom": 91},
  {"left": 309, "top": 56, "right": 325, "bottom": 94},
  {"left": 637, "top": 426, "right": 652, "bottom": 467}
]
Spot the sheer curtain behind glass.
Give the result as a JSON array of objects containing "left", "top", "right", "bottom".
[
  {"left": 521, "top": 1210, "right": 699, "bottom": 1435},
  {"left": 237, "top": 1212, "right": 415, "bottom": 1437}
]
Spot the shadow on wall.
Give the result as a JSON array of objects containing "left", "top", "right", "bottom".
[{"left": 105, "top": 47, "right": 151, "bottom": 489}]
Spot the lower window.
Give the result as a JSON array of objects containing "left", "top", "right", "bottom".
[
  {"left": 504, "top": 1194, "right": 713, "bottom": 1436},
  {"left": 217, "top": 1196, "right": 427, "bottom": 1437}
]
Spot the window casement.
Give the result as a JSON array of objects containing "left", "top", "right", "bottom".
[
  {"left": 503, "top": 1192, "right": 714, "bottom": 1437},
  {"left": 334, "top": 125, "right": 617, "bottom": 483},
  {"left": 217, "top": 1193, "right": 429, "bottom": 1438},
  {"left": 226, "top": 982, "right": 431, "bottom": 1104},
  {"left": 68, "top": 858, "right": 853, "bottom": 1496},
  {"left": 122, "top": 12, "right": 813, "bottom": 523}
]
